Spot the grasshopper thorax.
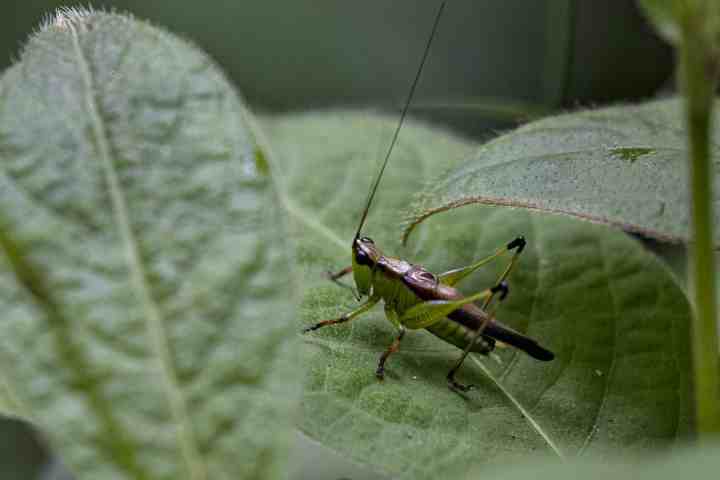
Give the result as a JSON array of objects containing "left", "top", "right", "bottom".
[{"left": 352, "top": 236, "right": 380, "bottom": 296}]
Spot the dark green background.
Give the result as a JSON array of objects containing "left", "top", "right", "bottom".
[
  {"left": 1, "top": 1, "right": 671, "bottom": 479},
  {"left": 5, "top": 0, "right": 671, "bottom": 133}
]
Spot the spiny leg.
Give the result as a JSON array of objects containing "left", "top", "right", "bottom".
[
  {"left": 447, "top": 236, "right": 526, "bottom": 392},
  {"left": 302, "top": 296, "right": 378, "bottom": 333},
  {"left": 328, "top": 265, "right": 352, "bottom": 281},
  {"left": 325, "top": 265, "right": 358, "bottom": 298},
  {"left": 376, "top": 326, "right": 406, "bottom": 380},
  {"left": 392, "top": 283, "right": 506, "bottom": 389},
  {"left": 372, "top": 288, "right": 499, "bottom": 381},
  {"left": 439, "top": 236, "right": 526, "bottom": 287},
  {"left": 374, "top": 307, "right": 404, "bottom": 380},
  {"left": 446, "top": 282, "right": 508, "bottom": 392}
]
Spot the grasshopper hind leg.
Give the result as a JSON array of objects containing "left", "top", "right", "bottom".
[
  {"left": 447, "top": 237, "right": 522, "bottom": 393},
  {"left": 447, "top": 335, "right": 496, "bottom": 392}
]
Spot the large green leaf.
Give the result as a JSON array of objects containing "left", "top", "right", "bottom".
[
  {"left": 0, "top": 8, "right": 297, "bottom": 479},
  {"left": 265, "top": 111, "right": 693, "bottom": 479},
  {"left": 467, "top": 444, "right": 720, "bottom": 480},
  {"left": 403, "top": 99, "right": 720, "bottom": 245}
]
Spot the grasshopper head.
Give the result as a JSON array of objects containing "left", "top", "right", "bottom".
[{"left": 352, "top": 236, "right": 380, "bottom": 296}]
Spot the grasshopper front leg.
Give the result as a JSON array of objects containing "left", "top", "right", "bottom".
[
  {"left": 325, "top": 265, "right": 358, "bottom": 298},
  {"left": 302, "top": 295, "right": 379, "bottom": 333},
  {"left": 327, "top": 265, "right": 352, "bottom": 281}
]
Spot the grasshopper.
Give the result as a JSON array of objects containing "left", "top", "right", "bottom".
[{"left": 302, "top": 1, "right": 554, "bottom": 392}]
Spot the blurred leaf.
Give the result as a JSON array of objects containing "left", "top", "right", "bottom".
[
  {"left": 0, "top": 377, "right": 24, "bottom": 418},
  {"left": 403, "top": 99, "right": 720, "bottom": 246},
  {"left": 638, "top": 0, "right": 720, "bottom": 47},
  {"left": 467, "top": 444, "right": 720, "bottom": 480},
  {"left": 0, "top": 8, "right": 297, "bottom": 480},
  {"left": 638, "top": 0, "right": 682, "bottom": 43},
  {"left": 264, "top": 111, "right": 693, "bottom": 479}
]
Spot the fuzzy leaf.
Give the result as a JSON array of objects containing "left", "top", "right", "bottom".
[
  {"left": 264, "top": 111, "right": 693, "bottom": 479},
  {"left": 468, "top": 444, "right": 720, "bottom": 480},
  {"left": 403, "top": 99, "right": 720, "bottom": 246},
  {"left": 0, "top": 9, "right": 297, "bottom": 480}
]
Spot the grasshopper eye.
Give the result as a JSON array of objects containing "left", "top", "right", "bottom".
[{"left": 355, "top": 248, "right": 373, "bottom": 266}]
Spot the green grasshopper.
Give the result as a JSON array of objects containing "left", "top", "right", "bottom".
[{"left": 302, "top": 1, "right": 554, "bottom": 392}]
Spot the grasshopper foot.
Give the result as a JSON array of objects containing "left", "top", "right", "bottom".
[
  {"left": 507, "top": 236, "right": 526, "bottom": 253},
  {"left": 447, "top": 369, "right": 475, "bottom": 392},
  {"left": 491, "top": 280, "right": 510, "bottom": 301},
  {"left": 301, "top": 324, "right": 319, "bottom": 334},
  {"left": 448, "top": 378, "right": 475, "bottom": 392}
]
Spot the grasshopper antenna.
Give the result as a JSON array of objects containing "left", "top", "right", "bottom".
[{"left": 354, "top": 1, "right": 446, "bottom": 241}]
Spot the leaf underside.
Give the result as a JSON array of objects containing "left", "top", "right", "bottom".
[
  {"left": 264, "top": 111, "right": 693, "bottom": 479},
  {"left": 403, "top": 99, "right": 720, "bottom": 246},
  {"left": 0, "top": 9, "right": 297, "bottom": 480}
]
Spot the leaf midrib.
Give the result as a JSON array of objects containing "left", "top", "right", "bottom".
[{"left": 68, "top": 16, "right": 207, "bottom": 480}]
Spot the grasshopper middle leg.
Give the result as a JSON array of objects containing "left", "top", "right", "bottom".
[
  {"left": 375, "top": 286, "right": 500, "bottom": 378},
  {"left": 303, "top": 296, "right": 378, "bottom": 333},
  {"left": 376, "top": 326, "right": 406, "bottom": 380}
]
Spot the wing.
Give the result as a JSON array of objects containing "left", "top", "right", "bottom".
[{"left": 401, "top": 265, "right": 554, "bottom": 361}]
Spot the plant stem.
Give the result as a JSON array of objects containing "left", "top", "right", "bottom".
[{"left": 678, "top": 0, "right": 720, "bottom": 437}]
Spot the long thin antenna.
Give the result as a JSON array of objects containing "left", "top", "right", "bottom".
[{"left": 354, "top": 1, "right": 446, "bottom": 241}]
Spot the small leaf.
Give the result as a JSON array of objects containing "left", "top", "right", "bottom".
[
  {"left": 265, "top": 111, "right": 693, "bottom": 479},
  {"left": 0, "top": 8, "right": 297, "bottom": 479},
  {"left": 403, "top": 98, "right": 720, "bottom": 245}
]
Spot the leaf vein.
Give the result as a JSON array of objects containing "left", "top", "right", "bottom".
[
  {"left": 469, "top": 355, "right": 566, "bottom": 459},
  {"left": 578, "top": 235, "right": 619, "bottom": 455},
  {"left": 69, "top": 20, "right": 208, "bottom": 480}
]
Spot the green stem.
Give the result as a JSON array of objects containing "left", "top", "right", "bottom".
[{"left": 678, "top": 0, "right": 720, "bottom": 437}]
